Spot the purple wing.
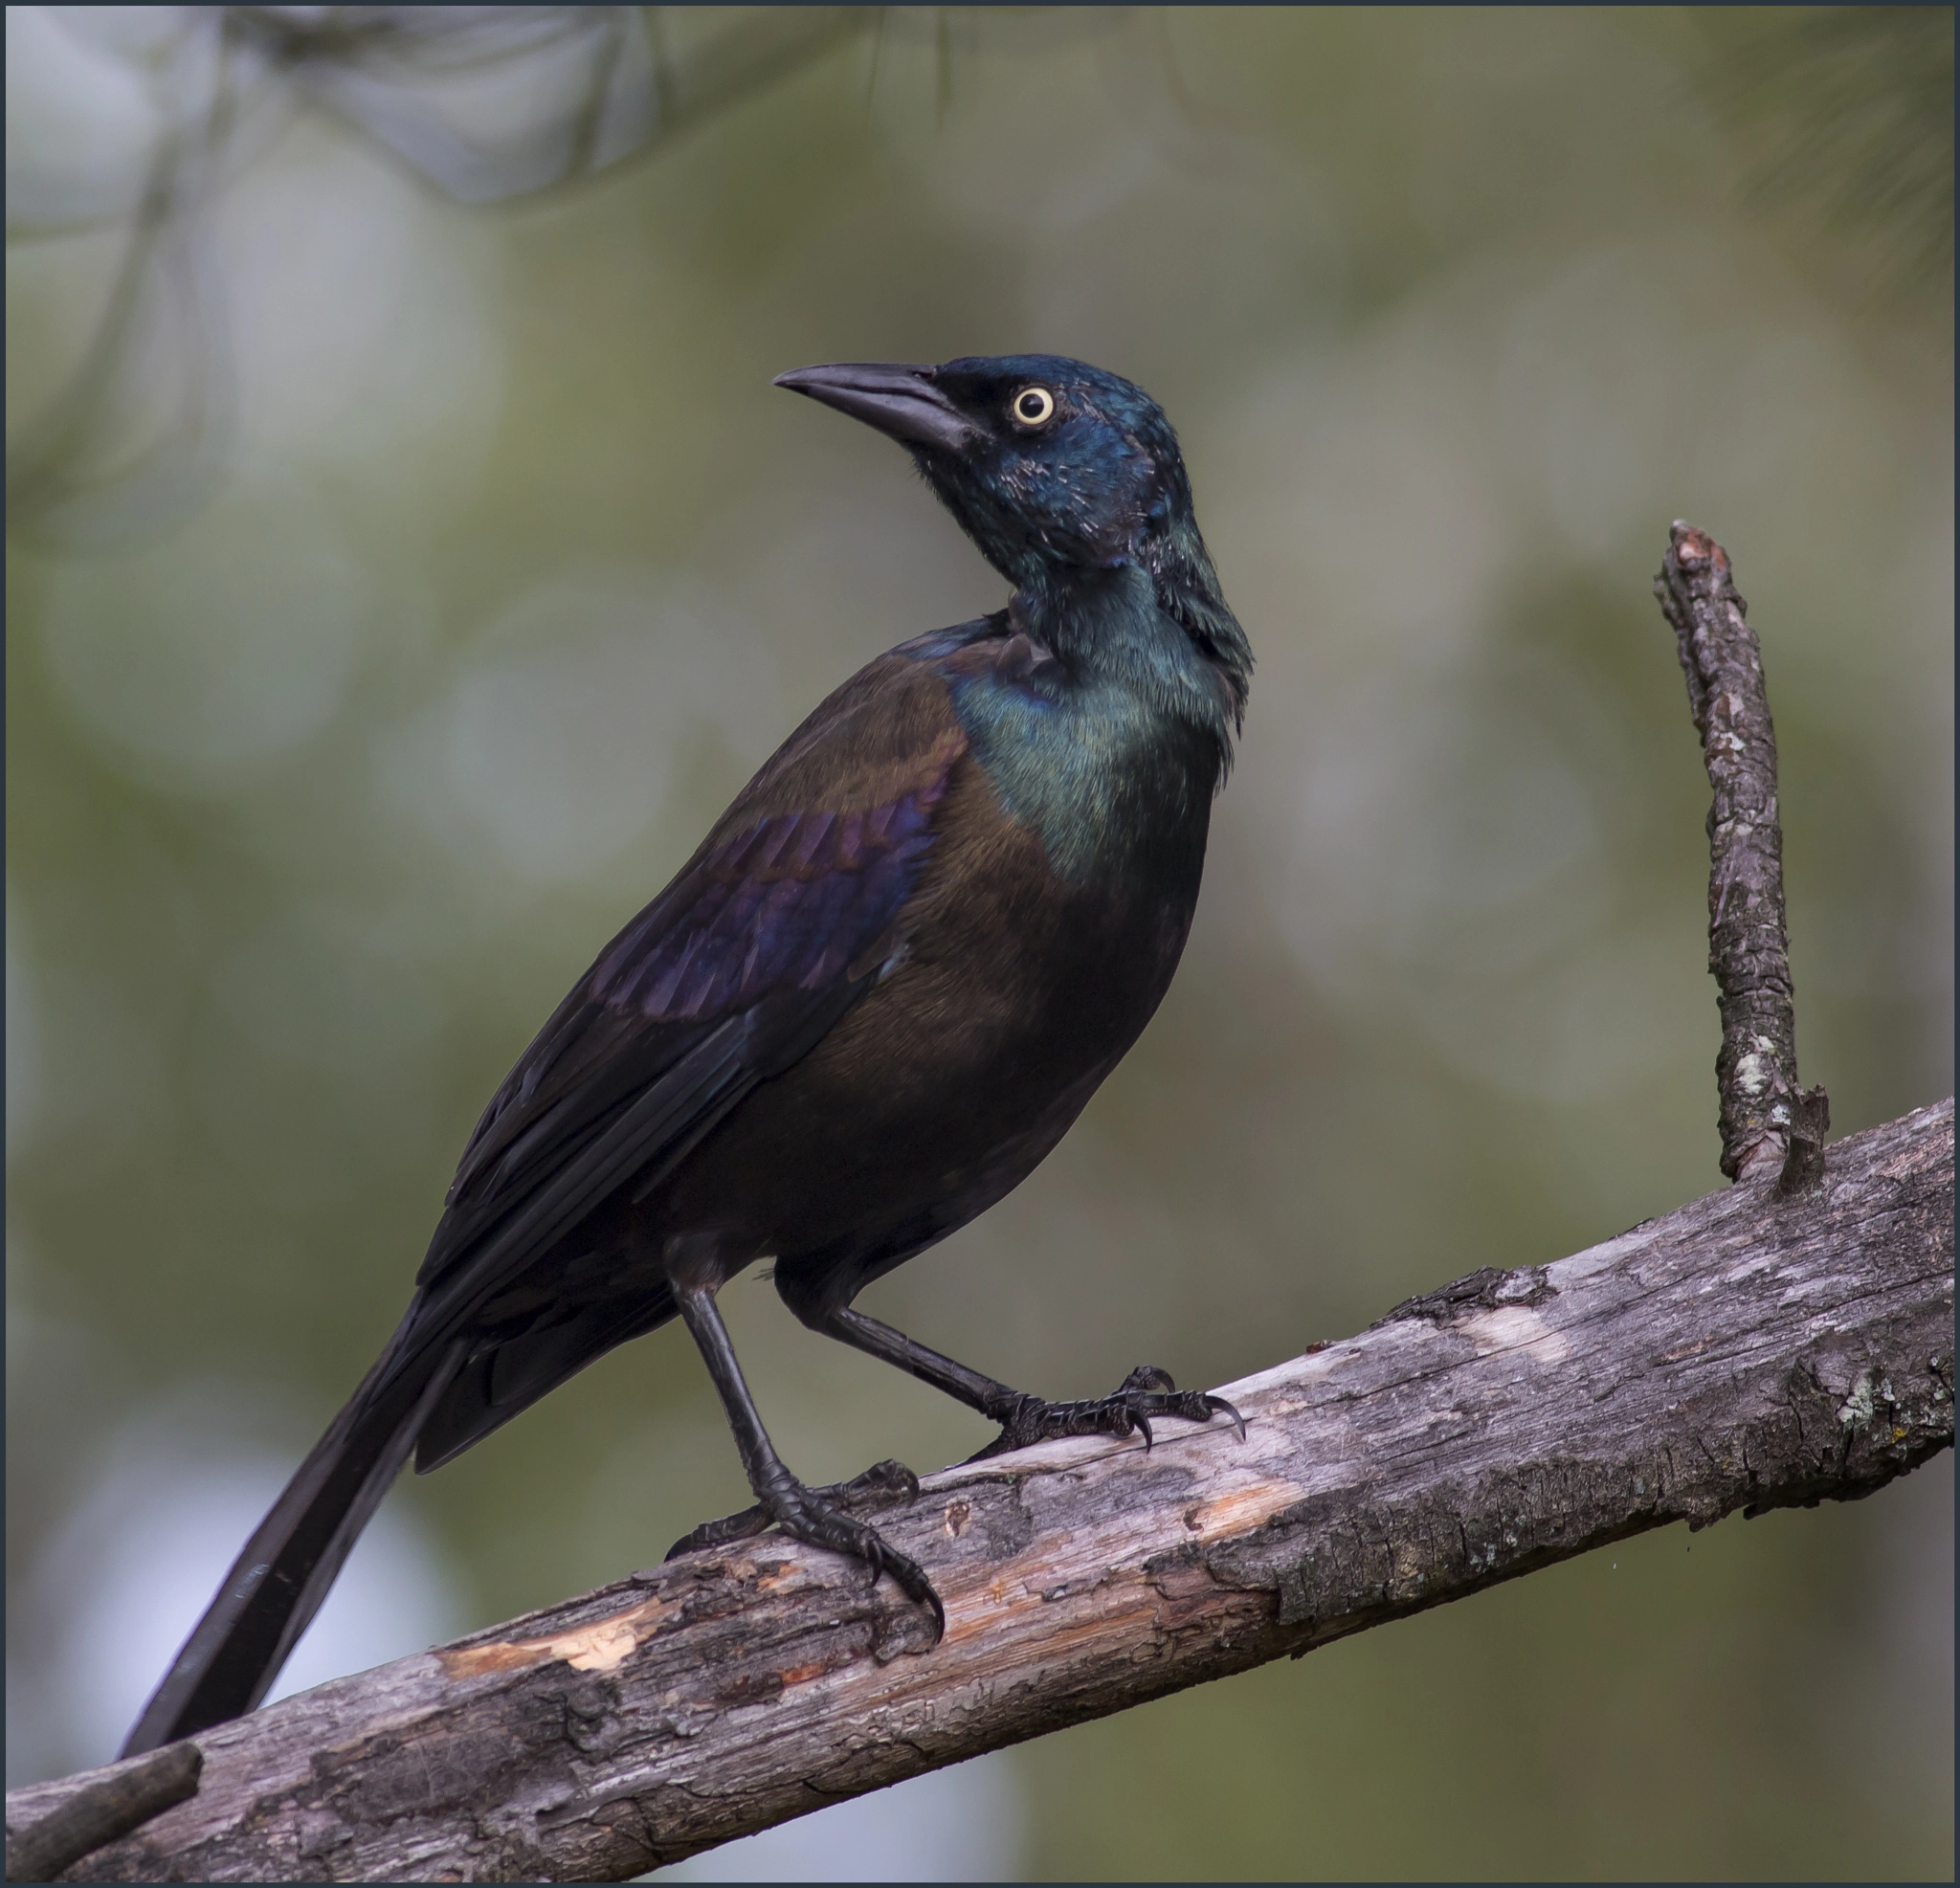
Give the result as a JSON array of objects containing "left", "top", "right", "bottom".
[
  {"left": 590, "top": 794, "right": 937, "bottom": 1019},
  {"left": 411, "top": 773, "right": 951, "bottom": 1309}
]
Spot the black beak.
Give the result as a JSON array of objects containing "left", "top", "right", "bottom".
[{"left": 773, "top": 363, "right": 979, "bottom": 455}]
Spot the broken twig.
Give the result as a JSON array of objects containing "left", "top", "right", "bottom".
[{"left": 1655, "top": 521, "right": 1829, "bottom": 1189}]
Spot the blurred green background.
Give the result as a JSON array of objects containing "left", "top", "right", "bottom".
[{"left": 6, "top": 7, "right": 1951, "bottom": 1878}]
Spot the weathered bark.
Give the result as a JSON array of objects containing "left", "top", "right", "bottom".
[
  {"left": 10, "top": 1099, "right": 1950, "bottom": 1884},
  {"left": 1656, "top": 522, "right": 1828, "bottom": 1187}
]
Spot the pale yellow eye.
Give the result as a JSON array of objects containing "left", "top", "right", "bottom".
[{"left": 1010, "top": 386, "right": 1056, "bottom": 429}]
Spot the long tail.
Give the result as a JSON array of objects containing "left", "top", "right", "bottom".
[{"left": 120, "top": 1326, "right": 463, "bottom": 1757}]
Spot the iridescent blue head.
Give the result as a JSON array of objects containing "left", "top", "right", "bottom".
[{"left": 775, "top": 354, "right": 1251, "bottom": 731}]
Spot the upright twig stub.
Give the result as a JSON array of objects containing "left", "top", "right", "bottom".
[{"left": 1656, "top": 522, "right": 1829, "bottom": 1190}]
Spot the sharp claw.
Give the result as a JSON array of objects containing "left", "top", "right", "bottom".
[
  {"left": 1132, "top": 1407, "right": 1155, "bottom": 1451},
  {"left": 858, "top": 1539, "right": 944, "bottom": 1641},
  {"left": 919, "top": 1584, "right": 947, "bottom": 1642},
  {"left": 885, "top": 1557, "right": 947, "bottom": 1640},
  {"left": 1210, "top": 1393, "right": 1248, "bottom": 1442}
]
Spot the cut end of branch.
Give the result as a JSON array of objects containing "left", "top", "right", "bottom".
[{"left": 1668, "top": 518, "right": 1727, "bottom": 577}]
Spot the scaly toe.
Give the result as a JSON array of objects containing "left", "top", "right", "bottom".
[
  {"left": 665, "top": 1457, "right": 923, "bottom": 1563},
  {"left": 767, "top": 1485, "right": 945, "bottom": 1642},
  {"left": 664, "top": 1503, "right": 774, "bottom": 1560},
  {"left": 834, "top": 1458, "right": 921, "bottom": 1512},
  {"left": 969, "top": 1368, "right": 1249, "bottom": 1463}
]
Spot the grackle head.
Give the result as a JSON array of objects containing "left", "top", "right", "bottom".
[{"left": 776, "top": 354, "right": 1249, "bottom": 716}]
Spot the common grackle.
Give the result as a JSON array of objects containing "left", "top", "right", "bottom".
[{"left": 123, "top": 355, "right": 1254, "bottom": 1756}]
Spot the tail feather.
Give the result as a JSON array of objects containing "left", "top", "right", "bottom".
[
  {"left": 414, "top": 1284, "right": 676, "bottom": 1473},
  {"left": 120, "top": 1335, "right": 463, "bottom": 1757}
]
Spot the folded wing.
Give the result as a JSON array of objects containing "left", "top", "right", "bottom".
[{"left": 395, "top": 651, "right": 972, "bottom": 1420}]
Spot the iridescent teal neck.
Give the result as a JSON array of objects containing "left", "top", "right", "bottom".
[
  {"left": 1016, "top": 564, "right": 1237, "bottom": 759},
  {"left": 939, "top": 571, "right": 1229, "bottom": 887}
]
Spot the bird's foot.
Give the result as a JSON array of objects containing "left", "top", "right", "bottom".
[
  {"left": 665, "top": 1457, "right": 920, "bottom": 1552},
  {"left": 664, "top": 1460, "right": 944, "bottom": 1640},
  {"left": 967, "top": 1365, "right": 1246, "bottom": 1463}
]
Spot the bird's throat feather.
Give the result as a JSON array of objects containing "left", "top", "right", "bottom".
[{"left": 930, "top": 575, "right": 1228, "bottom": 888}]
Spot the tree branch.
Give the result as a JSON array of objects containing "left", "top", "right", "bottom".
[
  {"left": 1656, "top": 522, "right": 1829, "bottom": 1188},
  {"left": 9, "top": 1100, "right": 1951, "bottom": 1883}
]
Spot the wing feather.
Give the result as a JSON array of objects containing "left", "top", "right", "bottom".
[{"left": 405, "top": 647, "right": 975, "bottom": 1325}]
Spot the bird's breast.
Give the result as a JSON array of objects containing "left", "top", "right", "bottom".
[
  {"left": 648, "top": 633, "right": 1220, "bottom": 1265},
  {"left": 656, "top": 738, "right": 1202, "bottom": 1263},
  {"left": 937, "top": 655, "right": 1218, "bottom": 895}
]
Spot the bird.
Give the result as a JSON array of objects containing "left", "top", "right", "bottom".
[{"left": 122, "top": 353, "right": 1254, "bottom": 1758}]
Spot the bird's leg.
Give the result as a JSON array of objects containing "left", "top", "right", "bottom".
[
  {"left": 664, "top": 1281, "right": 944, "bottom": 1639},
  {"left": 812, "top": 1304, "right": 1245, "bottom": 1463}
]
